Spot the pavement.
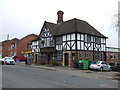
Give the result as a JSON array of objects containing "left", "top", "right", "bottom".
[{"left": 15, "top": 62, "right": 120, "bottom": 81}]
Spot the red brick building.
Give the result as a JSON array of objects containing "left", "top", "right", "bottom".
[
  {"left": 0, "top": 40, "right": 9, "bottom": 57},
  {"left": 106, "top": 47, "right": 120, "bottom": 63},
  {"left": 1, "top": 34, "right": 38, "bottom": 57},
  {"left": 16, "top": 34, "right": 38, "bottom": 56},
  {"left": 2, "top": 38, "right": 19, "bottom": 57},
  {"left": 0, "top": 42, "right": 2, "bottom": 58}
]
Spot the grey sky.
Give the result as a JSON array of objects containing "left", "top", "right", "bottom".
[{"left": 0, "top": 0, "right": 119, "bottom": 47}]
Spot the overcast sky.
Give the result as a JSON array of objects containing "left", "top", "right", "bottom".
[{"left": 0, "top": 0, "right": 119, "bottom": 47}]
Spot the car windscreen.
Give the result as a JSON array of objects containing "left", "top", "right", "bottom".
[
  {"left": 96, "top": 61, "right": 101, "bottom": 64},
  {"left": 92, "top": 61, "right": 96, "bottom": 64},
  {"left": 92, "top": 61, "right": 100, "bottom": 64}
]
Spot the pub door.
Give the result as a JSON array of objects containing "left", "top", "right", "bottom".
[{"left": 64, "top": 53, "right": 69, "bottom": 66}]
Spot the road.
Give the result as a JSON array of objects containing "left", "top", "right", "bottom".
[{"left": 2, "top": 65, "right": 118, "bottom": 88}]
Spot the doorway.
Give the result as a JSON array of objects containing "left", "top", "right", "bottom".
[
  {"left": 64, "top": 53, "right": 69, "bottom": 66},
  {"left": 35, "top": 54, "right": 38, "bottom": 64},
  {"left": 47, "top": 53, "right": 51, "bottom": 64}
]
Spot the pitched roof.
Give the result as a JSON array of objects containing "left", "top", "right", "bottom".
[
  {"left": 11, "top": 38, "right": 19, "bottom": 41},
  {"left": 45, "top": 21, "right": 58, "bottom": 35},
  {"left": 44, "top": 18, "right": 107, "bottom": 38},
  {"left": 20, "top": 34, "right": 38, "bottom": 41}
]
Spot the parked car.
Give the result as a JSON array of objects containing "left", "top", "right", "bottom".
[
  {"left": 108, "top": 63, "right": 120, "bottom": 71},
  {"left": 0, "top": 58, "right": 4, "bottom": 65},
  {"left": 89, "top": 61, "right": 110, "bottom": 71},
  {"left": 13, "top": 55, "right": 26, "bottom": 62},
  {"left": 108, "top": 63, "right": 115, "bottom": 71},
  {"left": 113, "top": 63, "right": 120, "bottom": 71},
  {"left": 3, "top": 57, "right": 15, "bottom": 65}
]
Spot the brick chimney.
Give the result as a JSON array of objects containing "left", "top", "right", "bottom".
[{"left": 57, "top": 10, "right": 64, "bottom": 24}]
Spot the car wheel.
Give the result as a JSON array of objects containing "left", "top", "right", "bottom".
[{"left": 100, "top": 67, "right": 103, "bottom": 72}]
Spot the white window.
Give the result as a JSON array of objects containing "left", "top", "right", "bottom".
[
  {"left": 77, "top": 41, "right": 80, "bottom": 49},
  {"left": 63, "top": 35, "right": 66, "bottom": 41},
  {"left": 101, "top": 44, "right": 103, "bottom": 51},
  {"left": 47, "top": 38, "right": 50, "bottom": 46},
  {"left": 85, "top": 34, "right": 91, "bottom": 42},
  {"left": 91, "top": 36, "right": 94, "bottom": 42},
  {"left": 71, "top": 33, "right": 75, "bottom": 40},
  {"left": 81, "top": 42, "right": 84, "bottom": 50},
  {"left": 101, "top": 44, "right": 105, "bottom": 51},
  {"left": 56, "top": 45, "right": 59, "bottom": 50},
  {"left": 44, "top": 39, "right": 47, "bottom": 46},
  {"left": 85, "top": 34, "right": 87, "bottom": 42},
  {"left": 60, "top": 45, "right": 62, "bottom": 50},
  {"left": 37, "top": 41, "right": 39, "bottom": 45},
  {"left": 101, "top": 38, "right": 105, "bottom": 43},
  {"left": 67, "top": 34, "right": 70, "bottom": 41},
  {"left": 81, "top": 34, "right": 84, "bottom": 40},
  {"left": 77, "top": 34, "right": 80, "bottom": 40}
]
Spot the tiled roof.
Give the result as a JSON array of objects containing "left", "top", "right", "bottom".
[
  {"left": 20, "top": 34, "right": 38, "bottom": 41},
  {"left": 45, "top": 18, "right": 107, "bottom": 38}
]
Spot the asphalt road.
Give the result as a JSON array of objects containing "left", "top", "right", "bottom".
[{"left": 2, "top": 65, "right": 118, "bottom": 88}]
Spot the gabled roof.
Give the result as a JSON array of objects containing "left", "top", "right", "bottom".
[
  {"left": 41, "top": 18, "right": 107, "bottom": 38},
  {"left": 45, "top": 21, "right": 58, "bottom": 36},
  {"left": 20, "top": 34, "right": 38, "bottom": 41}
]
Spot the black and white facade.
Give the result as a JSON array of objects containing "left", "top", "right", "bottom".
[{"left": 32, "top": 11, "right": 107, "bottom": 66}]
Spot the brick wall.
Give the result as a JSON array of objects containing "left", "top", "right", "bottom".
[
  {"left": 2, "top": 34, "right": 38, "bottom": 57},
  {"left": 16, "top": 34, "right": 38, "bottom": 55},
  {"left": 106, "top": 52, "right": 120, "bottom": 63},
  {"left": 2, "top": 39, "right": 19, "bottom": 57}
]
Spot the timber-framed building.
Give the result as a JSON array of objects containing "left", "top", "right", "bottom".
[{"left": 32, "top": 11, "right": 107, "bottom": 67}]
